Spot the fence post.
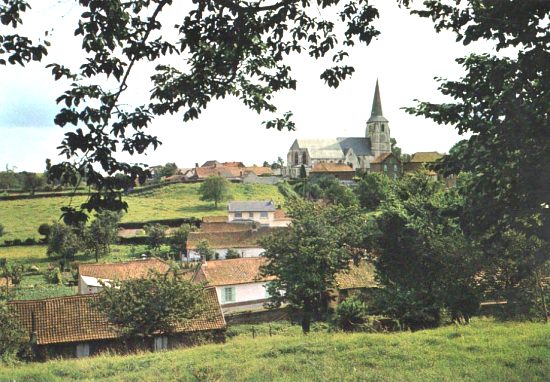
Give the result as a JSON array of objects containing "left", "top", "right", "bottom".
[
  {"left": 269, "top": 324, "right": 272, "bottom": 337},
  {"left": 252, "top": 326, "right": 255, "bottom": 339}
]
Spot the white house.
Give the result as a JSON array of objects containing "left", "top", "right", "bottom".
[
  {"left": 77, "top": 258, "right": 171, "bottom": 295},
  {"left": 227, "top": 200, "right": 291, "bottom": 227},
  {"left": 192, "top": 257, "right": 275, "bottom": 313}
]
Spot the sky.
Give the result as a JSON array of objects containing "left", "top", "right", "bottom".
[{"left": 0, "top": 0, "right": 492, "bottom": 172}]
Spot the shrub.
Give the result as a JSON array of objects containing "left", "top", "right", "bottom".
[
  {"left": 226, "top": 249, "right": 240, "bottom": 259},
  {"left": 43, "top": 266, "right": 63, "bottom": 285},
  {"left": 0, "top": 303, "right": 30, "bottom": 363},
  {"left": 334, "top": 296, "right": 369, "bottom": 332},
  {"left": 38, "top": 223, "right": 51, "bottom": 240}
]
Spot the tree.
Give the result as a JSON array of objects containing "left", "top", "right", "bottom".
[
  {"left": 144, "top": 224, "right": 167, "bottom": 251},
  {"left": 94, "top": 269, "right": 207, "bottom": 339},
  {"left": 0, "top": 166, "right": 19, "bottom": 191},
  {"left": 198, "top": 175, "right": 231, "bottom": 209},
  {"left": 0, "top": 223, "right": 4, "bottom": 238},
  {"left": 372, "top": 172, "right": 482, "bottom": 328},
  {"left": 262, "top": 161, "right": 270, "bottom": 168},
  {"left": 21, "top": 172, "right": 45, "bottom": 195},
  {"left": 85, "top": 210, "right": 121, "bottom": 262},
  {"left": 47, "top": 222, "right": 81, "bottom": 266},
  {"left": 37, "top": 223, "right": 51, "bottom": 242},
  {"left": 334, "top": 296, "right": 368, "bottom": 332},
  {"left": 260, "top": 200, "right": 367, "bottom": 333},
  {"left": 0, "top": 303, "right": 29, "bottom": 362},
  {"left": 154, "top": 163, "right": 178, "bottom": 181},
  {"left": 170, "top": 224, "right": 194, "bottom": 261},
  {"left": 195, "top": 240, "right": 216, "bottom": 261},
  {"left": 356, "top": 172, "right": 392, "bottom": 211}
]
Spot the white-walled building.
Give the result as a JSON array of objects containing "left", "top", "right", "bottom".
[{"left": 192, "top": 257, "right": 275, "bottom": 313}]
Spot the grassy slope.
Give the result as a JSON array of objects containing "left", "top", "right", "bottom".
[
  {"left": 1, "top": 320, "right": 549, "bottom": 382},
  {"left": 0, "top": 183, "right": 284, "bottom": 241}
]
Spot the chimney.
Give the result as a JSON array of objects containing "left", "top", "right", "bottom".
[{"left": 195, "top": 163, "right": 199, "bottom": 168}]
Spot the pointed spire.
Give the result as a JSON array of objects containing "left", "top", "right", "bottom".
[
  {"left": 367, "top": 79, "right": 388, "bottom": 123},
  {"left": 371, "top": 79, "right": 383, "bottom": 117}
]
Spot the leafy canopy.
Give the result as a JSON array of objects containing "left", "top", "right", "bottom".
[{"left": 199, "top": 175, "right": 231, "bottom": 209}]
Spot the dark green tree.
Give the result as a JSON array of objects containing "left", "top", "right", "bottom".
[
  {"left": 46, "top": 222, "right": 81, "bottom": 266},
  {"left": 0, "top": 303, "right": 29, "bottom": 362},
  {"left": 199, "top": 175, "right": 231, "bottom": 209},
  {"left": 144, "top": 223, "right": 167, "bottom": 251},
  {"left": 260, "top": 200, "right": 367, "bottom": 333},
  {"left": 195, "top": 240, "right": 216, "bottom": 261},
  {"left": 85, "top": 210, "right": 121, "bottom": 262},
  {"left": 225, "top": 248, "right": 240, "bottom": 259},
  {"left": 37, "top": 223, "right": 51, "bottom": 242},
  {"left": 372, "top": 172, "right": 482, "bottom": 328},
  {"left": 170, "top": 224, "right": 194, "bottom": 260},
  {"left": 21, "top": 172, "right": 45, "bottom": 195},
  {"left": 356, "top": 172, "right": 392, "bottom": 211},
  {"left": 94, "top": 270, "right": 207, "bottom": 338}
]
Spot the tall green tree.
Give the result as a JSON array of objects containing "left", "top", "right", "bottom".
[
  {"left": 94, "top": 270, "right": 206, "bottom": 338},
  {"left": 21, "top": 172, "right": 45, "bottom": 195},
  {"left": 372, "top": 172, "right": 482, "bottom": 328},
  {"left": 170, "top": 224, "right": 194, "bottom": 260},
  {"left": 355, "top": 172, "right": 392, "bottom": 211},
  {"left": 47, "top": 222, "right": 81, "bottom": 266},
  {"left": 198, "top": 175, "right": 231, "bottom": 209},
  {"left": 85, "top": 210, "right": 121, "bottom": 262},
  {"left": 144, "top": 224, "right": 167, "bottom": 251},
  {"left": 260, "top": 200, "right": 367, "bottom": 333}
]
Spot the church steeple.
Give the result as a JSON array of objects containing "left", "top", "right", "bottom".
[
  {"left": 366, "top": 79, "right": 391, "bottom": 157},
  {"left": 368, "top": 79, "right": 388, "bottom": 123}
]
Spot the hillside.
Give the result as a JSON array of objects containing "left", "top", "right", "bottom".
[
  {"left": 1, "top": 320, "right": 548, "bottom": 381},
  {"left": 0, "top": 183, "right": 284, "bottom": 241}
]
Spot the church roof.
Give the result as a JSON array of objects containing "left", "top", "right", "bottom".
[{"left": 291, "top": 138, "right": 372, "bottom": 160}]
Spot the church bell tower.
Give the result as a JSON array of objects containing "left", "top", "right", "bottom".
[{"left": 366, "top": 80, "right": 391, "bottom": 157}]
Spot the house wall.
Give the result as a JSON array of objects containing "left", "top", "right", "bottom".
[
  {"left": 216, "top": 282, "right": 270, "bottom": 306},
  {"left": 187, "top": 247, "right": 264, "bottom": 261},
  {"left": 78, "top": 276, "right": 102, "bottom": 295},
  {"left": 228, "top": 211, "right": 274, "bottom": 224}
]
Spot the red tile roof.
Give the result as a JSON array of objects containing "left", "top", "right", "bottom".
[
  {"left": 194, "top": 166, "right": 243, "bottom": 179},
  {"left": 200, "top": 222, "right": 255, "bottom": 233},
  {"left": 371, "top": 152, "right": 393, "bottom": 164},
  {"left": 202, "top": 216, "right": 228, "bottom": 223},
  {"left": 195, "top": 258, "right": 275, "bottom": 286},
  {"left": 78, "top": 259, "right": 170, "bottom": 281},
  {"left": 310, "top": 163, "right": 354, "bottom": 173},
  {"left": 222, "top": 162, "right": 245, "bottom": 168},
  {"left": 243, "top": 166, "right": 273, "bottom": 176},
  {"left": 409, "top": 152, "right": 444, "bottom": 163},
  {"left": 8, "top": 288, "right": 225, "bottom": 345}
]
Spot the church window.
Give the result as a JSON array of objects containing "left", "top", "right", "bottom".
[
  {"left": 294, "top": 152, "right": 299, "bottom": 165},
  {"left": 381, "top": 124, "right": 385, "bottom": 132},
  {"left": 302, "top": 152, "right": 307, "bottom": 164},
  {"left": 383, "top": 164, "right": 388, "bottom": 172}
]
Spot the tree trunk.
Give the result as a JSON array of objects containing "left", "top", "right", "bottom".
[
  {"left": 535, "top": 270, "right": 549, "bottom": 324},
  {"left": 301, "top": 305, "right": 311, "bottom": 334}
]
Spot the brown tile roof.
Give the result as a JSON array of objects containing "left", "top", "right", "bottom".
[
  {"left": 310, "top": 163, "right": 355, "bottom": 173},
  {"left": 201, "top": 160, "right": 221, "bottom": 167},
  {"left": 335, "top": 261, "right": 377, "bottom": 290},
  {"left": 243, "top": 166, "right": 273, "bottom": 176},
  {"left": 409, "top": 152, "right": 444, "bottom": 163},
  {"left": 78, "top": 259, "right": 170, "bottom": 281},
  {"left": 273, "top": 209, "right": 287, "bottom": 219},
  {"left": 200, "top": 222, "right": 255, "bottom": 233},
  {"left": 196, "top": 258, "right": 275, "bottom": 286},
  {"left": 222, "top": 162, "right": 245, "bottom": 168},
  {"left": 187, "top": 228, "right": 278, "bottom": 250},
  {"left": 202, "top": 216, "right": 228, "bottom": 223},
  {"left": 8, "top": 287, "right": 225, "bottom": 345},
  {"left": 371, "top": 152, "right": 393, "bottom": 164}
]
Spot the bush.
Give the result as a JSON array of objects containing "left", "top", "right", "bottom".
[
  {"left": 43, "top": 266, "right": 63, "bottom": 285},
  {"left": 0, "top": 303, "right": 30, "bottom": 363},
  {"left": 38, "top": 223, "right": 51, "bottom": 240},
  {"left": 226, "top": 249, "right": 240, "bottom": 259},
  {"left": 334, "top": 296, "right": 369, "bottom": 332}
]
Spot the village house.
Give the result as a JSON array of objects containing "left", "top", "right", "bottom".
[
  {"left": 8, "top": 288, "right": 226, "bottom": 360},
  {"left": 228, "top": 200, "right": 290, "bottom": 227},
  {"left": 331, "top": 260, "right": 378, "bottom": 308},
  {"left": 186, "top": 228, "right": 276, "bottom": 261},
  {"left": 192, "top": 257, "right": 275, "bottom": 313},
  {"left": 403, "top": 151, "right": 456, "bottom": 186},
  {"left": 370, "top": 152, "right": 402, "bottom": 179},
  {"left": 78, "top": 258, "right": 171, "bottom": 295}
]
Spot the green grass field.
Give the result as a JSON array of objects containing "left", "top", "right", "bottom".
[
  {"left": 0, "top": 320, "right": 548, "bottom": 381},
  {"left": 0, "top": 183, "right": 284, "bottom": 241}
]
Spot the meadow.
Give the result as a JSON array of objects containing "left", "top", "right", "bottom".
[
  {"left": 0, "top": 183, "right": 284, "bottom": 241},
  {"left": 0, "top": 319, "right": 548, "bottom": 381}
]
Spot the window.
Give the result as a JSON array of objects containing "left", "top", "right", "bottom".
[
  {"left": 383, "top": 164, "right": 388, "bottom": 172},
  {"left": 222, "top": 287, "right": 236, "bottom": 303},
  {"left": 234, "top": 212, "right": 242, "bottom": 218},
  {"left": 260, "top": 211, "right": 268, "bottom": 219},
  {"left": 394, "top": 164, "right": 398, "bottom": 172},
  {"left": 154, "top": 336, "right": 168, "bottom": 351},
  {"left": 76, "top": 343, "right": 90, "bottom": 358},
  {"left": 248, "top": 212, "right": 254, "bottom": 218},
  {"left": 294, "top": 152, "right": 299, "bottom": 165},
  {"left": 302, "top": 152, "right": 307, "bottom": 164}
]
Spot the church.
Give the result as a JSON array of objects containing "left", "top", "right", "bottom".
[{"left": 284, "top": 80, "right": 393, "bottom": 178}]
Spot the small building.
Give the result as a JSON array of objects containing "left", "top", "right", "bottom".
[
  {"left": 370, "top": 152, "right": 402, "bottom": 179},
  {"left": 309, "top": 163, "right": 356, "bottom": 181},
  {"left": 228, "top": 200, "right": 276, "bottom": 225},
  {"left": 403, "top": 152, "right": 444, "bottom": 174},
  {"left": 186, "top": 228, "right": 276, "bottom": 260},
  {"left": 192, "top": 257, "right": 275, "bottom": 313},
  {"left": 333, "top": 260, "right": 377, "bottom": 304},
  {"left": 78, "top": 258, "right": 171, "bottom": 295},
  {"left": 8, "top": 288, "right": 226, "bottom": 360}
]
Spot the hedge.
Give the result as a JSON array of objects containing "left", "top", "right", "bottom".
[{"left": 118, "top": 217, "right": 201, "bottom": 229}]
